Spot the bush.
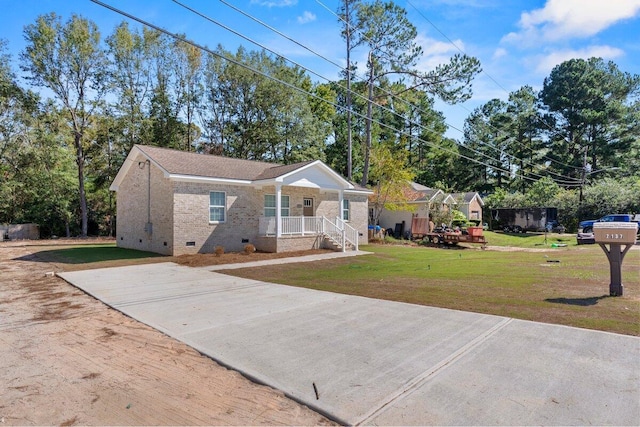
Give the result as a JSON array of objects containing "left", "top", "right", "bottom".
[
  {"left": 214, "top": 246, "right": 224, "bottom": 257},
  {"left": 243, "top": 243, "right": 256, "bottom": 254}
]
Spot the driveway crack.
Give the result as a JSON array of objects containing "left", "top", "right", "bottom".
[{"left": 355, "top": 317, "right": 513, "bottom": 426}]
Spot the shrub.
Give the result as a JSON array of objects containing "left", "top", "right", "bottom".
[
  {"left": 214, "top": 246, "right": 224, "bottom": 257},
  {"left": 243, "top": 243, "right": 256, "bottom": 254}
]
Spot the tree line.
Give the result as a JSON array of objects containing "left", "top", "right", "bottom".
[{"left": 1, "top": 2, "right": 638, "bottom": 237}]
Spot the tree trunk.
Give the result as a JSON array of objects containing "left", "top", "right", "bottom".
[{"left": 75, "top": 133, "right": 88, "bottom": 237}]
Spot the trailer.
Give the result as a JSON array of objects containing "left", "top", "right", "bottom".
[
  {"left": 424, "top": 231, "right": 487, "bottom": 248},
  {"left": 491, "top": 207, "right": 560, "bottom": 233},
  {"left": 410, "top": 217, "right": 487, "bottom": 248}
]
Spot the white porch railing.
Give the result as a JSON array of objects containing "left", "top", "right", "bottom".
[
  {"left": 259, "top": 216, "right": 358, "bottom": 251},
  {"left": 335, "top": 217, "right": 359, "bottom": 251}
]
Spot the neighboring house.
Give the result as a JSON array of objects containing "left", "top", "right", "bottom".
[
  {"left": 376, "top": 182, "right": 445, "bottom": 237},
  {"left": 110, "top": 145, "right": 372, "bottom": 256},
  {"left": 377, "top": 183, "right": 484, "bottom": 235},
  {"left": 450, "top": 192, "right": 484, "bottom": 224}
]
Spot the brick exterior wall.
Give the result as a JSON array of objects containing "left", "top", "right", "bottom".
[
  {"left": 116, "top": 154, "right": 174, "bottom": 255},
  {"left": 347, "top": 194, "right": 370, "bottom": 246},
  {"left": 466, "top": 198, "right": 483, "bottom": 222},
  {"left": 172, "top": 182, "right": 263, "bottom": 255},
  {"left": 115, "top": 156, "right": 369, "bottom": 255}
]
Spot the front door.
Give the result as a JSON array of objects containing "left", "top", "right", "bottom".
[{"left": 303, "top": 198, "right": 314, "bottom": 216}]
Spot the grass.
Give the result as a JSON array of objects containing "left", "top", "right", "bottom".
[
  {"left": 481, "top": 230, "right": 576, "bottom": 248},
  {"left": 33, "top": 242, "right": 161, "bottom": 265},
  {"left": 223, "top": 243, "right": 640, "bottom": 336},
  {"left": 27, "top": 236, "right": 640, "bottom": 336}
]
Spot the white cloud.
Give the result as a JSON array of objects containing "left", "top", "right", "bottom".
[
  {"left": 529, "top": 45, "right": 625, "bottom": 75},
  {"left": 297, "top": 11, "right": 316, "bottom": 24},
  {"left": 503, "top": 0, "right": 640, "bottom": 45},
  {"left": 413, "top": 34, "right": 465, "bottom": 71},
  {"left": 492, "top": 47, "right": 507, "bottom": 60},
  {"left": 250, "top": 0, "right": 297, "bottom": 7},
  {"left": 417, "top": 34, "right": 465, "bottom": 56}
]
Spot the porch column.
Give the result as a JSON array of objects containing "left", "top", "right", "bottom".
[
  {"left": 338, "top": 190, "right": 344, "bottom": 221},
  {"left": 276, "top": 184, "right": 282, "bottom": 237}
]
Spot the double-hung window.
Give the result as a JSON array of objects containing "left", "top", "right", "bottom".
[
  {"left": 209, "top": 191, "right": 226, "bottom": 222},
  {"left": 342, "top": 199, "right": 350, "bottom": 221},
  {"left": 264, "top": 194, "right": 290, "bottom": 217}
]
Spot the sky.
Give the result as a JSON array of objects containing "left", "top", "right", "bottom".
[{"left": 1, "top": 0, "right": 639, "bottom": 139}]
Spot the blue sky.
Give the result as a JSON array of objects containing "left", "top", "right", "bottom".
[{"left": 1, "top": 0, "right": 639, "bottom": 139}]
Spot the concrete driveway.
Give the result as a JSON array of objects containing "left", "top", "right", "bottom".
[{"left": 59, "top": 261, "right": 639, "bottom": 425}]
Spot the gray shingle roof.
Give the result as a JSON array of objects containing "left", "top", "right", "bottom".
[
  {"left": 408, "top": 182, "right": 441, "bottom": 201},
  {"left": 451, "top": 192, "right": 477, "bottom": 203},
  {"left": 136, "top": 145, "right": 313, "bottom": 181}
]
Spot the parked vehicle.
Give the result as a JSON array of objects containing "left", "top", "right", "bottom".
[
  {"left": 577, "top": 214, "right": 639, "bottom": 244},
  {"left": 576, "top": 232, "right": 596, "bottom": 245},
  {"left": 491, "top": 207, "right": 561, "bottom": 233},
  {"left": 578, "top": 214, "right": 638, "bottom": 233}
]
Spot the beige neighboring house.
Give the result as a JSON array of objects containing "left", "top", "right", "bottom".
[
  {"left": 377, "top": 183, "right": 484, "bottom": 236},
  {"left": 377, "top": 182, "right": 445, "bottom": 237},
  {"left": 450, "top": 192, "right": 484, "bottom": 224},
  {"left": 110, "top": 145, "right": 372, "bottom": 256}
]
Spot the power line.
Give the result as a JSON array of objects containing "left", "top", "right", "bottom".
[
  {"left": 179, "top": 0, "right": 522, "bottom": 173},
  {"left": 216, "top": 0, "right": 346, "bottom": 75},
  {"left": 405, "top": 0, "right": 585, "bottom": 173},
  {"left": 220, "top": 0, "right": 580, "bottom": 184},
  {"left": 315, "top": 0, "right": 581, "bottom": 183},
  {"left": 207, "top": 0, "right": 572, "bottom": 183},
  {"left": 90, "top": 0, "right": 574, "bottom": 186}
]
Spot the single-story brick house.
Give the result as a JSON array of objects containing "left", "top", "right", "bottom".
[{"left": 110, "top": 145, "right": 372, "bottom": 256}]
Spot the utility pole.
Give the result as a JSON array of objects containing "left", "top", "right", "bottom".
[
  {"left": 345, "top": 0, "right": 353, "bottom": 181},
  {"left": 579, "top": 146, "right": 587, "bottom": 203}
]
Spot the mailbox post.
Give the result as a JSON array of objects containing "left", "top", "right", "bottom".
[{"left": 593, "top": 222, "right": 638, "bottom": 296}]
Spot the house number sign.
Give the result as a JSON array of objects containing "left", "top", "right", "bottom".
[
  {"left": 605, "top": 233, "right": 626, "bottom": 240},
  {"left": 593, "top": 222, "right": 637, "bottom": 296}
]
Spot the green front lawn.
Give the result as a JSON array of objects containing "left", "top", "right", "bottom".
[
  {"left": 482, "top": 230, "right": 576, "bottom": 248},
  {"left": 224, "top": 243, "right": 640, "bottom": 336},
  {"left": 34, "top": 243, "right": 161, "bottom": 265}
]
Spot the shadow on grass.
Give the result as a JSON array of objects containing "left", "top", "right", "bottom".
[
  {"left": 15, "top": 246, "right": 161, "bottom": 264},
  {"left": 545, "top": 295, "right": 610, "bottom": 306}
]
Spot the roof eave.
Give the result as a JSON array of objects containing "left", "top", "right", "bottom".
[{"left": 168, "top": 174, "right": 254, "bottom": 185}]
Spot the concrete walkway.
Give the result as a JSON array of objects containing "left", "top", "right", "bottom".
[
  {"left": 204, "top": 250, "right": 372, "bottom": 271},
  {"left": 59, "top": 257, "right": 640, "bottom": 426}
]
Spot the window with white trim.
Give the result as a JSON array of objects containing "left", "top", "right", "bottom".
[
  {"left": 209, "top": 191, "right": 226, "bottom": 222},
  {"left": 342, "top": 199, "right": 350, "bottom": 221},
  {"left": 264, "top": 194, "right": 290, "bottom": 217}
]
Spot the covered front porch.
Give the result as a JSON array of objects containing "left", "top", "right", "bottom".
[{"left": 257, "top": 216, "right": 359, "bottom": 252}]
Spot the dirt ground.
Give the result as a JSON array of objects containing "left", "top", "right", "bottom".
[{"left": 0, "top": 240, "right": 333, "bottom": 426}]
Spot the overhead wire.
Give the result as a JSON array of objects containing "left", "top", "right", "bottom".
[
  {"left": 174, "top": 0, "right": 522, "bottom": 173},
  {"left": 185, "top": 0, "right": 568, "bottom": 183},
  {"left": 87, "top": 0, "right": 482, "bottom": 168},
  {"left": 238, "top": 0, "right": 581, "bottom": 185},
  {"left": 315, "top": 0, "right": 582, "bottom": 184},
  {"left": 405, "top": 0, "right": 585, "bottom": 174},
  {"left": 90, "top": 0, "right": 577, "bottom": 185}
]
